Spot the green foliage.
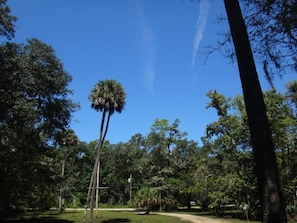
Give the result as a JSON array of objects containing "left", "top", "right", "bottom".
[
  {"left": 0, "top": 38, "right": 78, "bottom": 216},
  {"left": 286, "top": 81, "right": 297, "bottom": 110},
  {"left": 205, "top": 87, "right": 297, "bottom": 219},
  {"left": 208, "top": 174, "right": 244, "bottom": 214},
  {"left": 0, "top": 0, "right": 16, "bottom": 40},
  {"left": 89, "top": 79, "right": 126, "bottom": 115},
  {"left": 1, "top": 82, "right": 294, "bottom": 221},
  {"left": 206, "top": 90, "right": 231, "bottom": 117},
  {"left": 241, "top": 0, "right": 297, "bottom": 79},
  {"left": 3, "top": 84, "right": 294, "bottom": 221},
  {"left": 134, "top": 186, "right": 160, "bottom": 214}
]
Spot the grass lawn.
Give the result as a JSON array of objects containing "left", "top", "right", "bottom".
[
  {"left": 3, "top": 209, "right": 296, "bottom": 223},
  {"left": 3, "top": 210, "right": 192, "bottom": 223}
]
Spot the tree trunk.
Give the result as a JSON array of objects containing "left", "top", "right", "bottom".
[
  {"left": 223, "top": 0, "right": 287, "bottom": 222},
  {"left": 58, "top": 160, "right": 65, "bottom": 213},
  {"left": 89, "top": 167, "right": 96, "bottom": 223},
  {"left": 89, "top": 110, "right": 111, "bottom": 222},
  {"left": 82, "top": 162, "right": 95, "bottom": 223},
  {"left": 83, "top": 110, "right": 106, "bottom": 223},
  {"left": 89, "top": 131, "right": 104, "bottom": 222},
  {"left": 95, "top": 161, "right": 100, "bottom": 218}
]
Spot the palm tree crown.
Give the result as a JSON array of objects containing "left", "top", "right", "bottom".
[{"left": 89, "top": 79, "right": 126, "bottom": 115}]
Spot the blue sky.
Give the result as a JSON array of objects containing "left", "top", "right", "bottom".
[{"left": 7, "top": 0, "right": 295, "bottom": 144}]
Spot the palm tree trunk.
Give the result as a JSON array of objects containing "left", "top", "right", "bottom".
[
  {"left": 223, "top": 0, "right": 287, "bottom": 222},
  {"left": 89, "top": 110, "right": 106, "bottom": 223},
  {"left": 95, "top": 160, "right": 100, "bottom": 218},
  {"left": 102, "top": 112, "right": 111, "bottom": 142},
  {"left": 82, "top": 166, "right": 95, "bottom": 223},
  {"left": 94, "top": 112, "right": 111, "bottom": 218},
  {"left": 83, "top": 110, "right": 107, "bottom": 223}
]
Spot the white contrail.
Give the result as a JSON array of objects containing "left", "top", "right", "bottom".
[
  {"left": 141, "top": 20, "right": 155, "bottom": 94},
  {"left": 135, "top": 0, "right": 155, "bottom": 94},
  {"left": 192, "top": 0, "right": 211, "bottom": 67}
]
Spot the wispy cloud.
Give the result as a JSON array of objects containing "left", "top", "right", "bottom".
[
  {"left": 192, "top": 0, "right": 211, "bottom": 67},
  {"left": 134, "top": 0, "right": 155, "bottom": 94}
]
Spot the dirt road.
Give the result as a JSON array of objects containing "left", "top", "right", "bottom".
[{"left": 156, "top": 212, "right": 231, "bottom": 223}]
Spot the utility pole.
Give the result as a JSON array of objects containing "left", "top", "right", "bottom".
[
  {"left": 58, "top": 160, "right": 65, "bottom": 213},
  {"left": 128, "top": 174, "right": 132, "bottom": 204}
]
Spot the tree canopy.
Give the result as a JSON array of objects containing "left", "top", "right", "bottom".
[
  {"left": 0, "top": 0, "right": 16, "bottom": 40},
  {"left": 208, "top": 0, "right": 296, "bottom": 85},
  {"left": 242, "top": 0, "right": 297, "bottom": 81},
  {"left": 0, "top": 38, "right": 78, "bottom": 216}
]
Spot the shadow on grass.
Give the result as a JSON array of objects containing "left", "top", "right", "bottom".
[
  {"left": 100, "top": 218, "right": 131, "bottom": 223},
  {"left": 3, "top": 216, "right": 74, "bottom": 223}
]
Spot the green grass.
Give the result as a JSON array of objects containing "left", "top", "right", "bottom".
[
  {"left": 4, "top": 209, "right": 296, "bottom": 223},
  {"left": 4, "top": 210, "right": 192, "bottom": 223}
]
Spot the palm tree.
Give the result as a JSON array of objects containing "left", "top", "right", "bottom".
[
  {"left": 223, "top": 1, "right": 287, "bottom": 222},
  {"left": 83, "top": 79, "right": 126, "bottom": 223}
]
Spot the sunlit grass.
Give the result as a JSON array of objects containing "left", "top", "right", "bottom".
[
  {"left": 4, "top": 209, "right": 192, "bottom": 223},
  {"left": 4, "top": 209, "right": 295, "bottom": 223}
]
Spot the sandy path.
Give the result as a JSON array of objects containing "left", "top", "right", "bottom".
[{"left": 156, "top": 212, "right": 231, "bottom": 223}]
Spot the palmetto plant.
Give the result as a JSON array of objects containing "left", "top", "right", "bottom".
[
  {"left": 134, "top": 186, "right": 160, "bottom": 215},
  {"left": 83, "top": 79, "right": 126, "bottom": 223}
]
